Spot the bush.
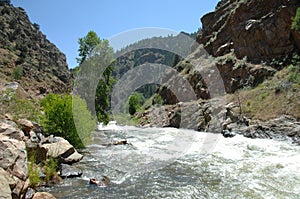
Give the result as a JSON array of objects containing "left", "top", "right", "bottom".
[
  {"left": 28, "top": 154, "right": 41, "bottom": 187},
  {"left": 43, "top": 158, "right": 58, "bottom": 183},
  {"left": 12, "top": 66, "right": 23, "bottom": 80},
  {"left": 128, "top": 94, "right": 140, "bottom": 115},
  {"left": 41, "top": 94, "right": 96, "bottom": 149},
  {"left": 292, "top": 7, "right": 300, "bottom": 32}
]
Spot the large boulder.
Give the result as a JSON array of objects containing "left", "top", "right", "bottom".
[
  {"left": 0, "top": 135, "right": 28, "bottom": 180},
  {"left": 0, "top": 120, "right": 25, "bottom": 141},
  {"left": 0, "top": 168, "right": 16, "bottom": 199},
  {"left": 42, "top": 138, "right": 83, "bottom": 164}
]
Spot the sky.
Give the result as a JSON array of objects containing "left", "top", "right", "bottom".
[{"left": 11, "top": 0, "right": 219, "bottom": 68}]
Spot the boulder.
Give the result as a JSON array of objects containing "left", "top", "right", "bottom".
[
  {"left": 17, "top": 119, "right": 34, "bottom": 135},
  {"left": 42, "top": 138, "right": 82, "bottom": 163},
  {"left": 63, "top": 151, "right": 83, "bottom": 164},
  {"left": 0, "top": 168, "right": 16, "bottom": 199},
  {"left": 24, "top": 188, "right": 36, "bottom": 199},
  {"left": 0, "top": 135, "right": 28, "bottom": 180},
  {"left": 0, "top": 121, "right": 24, "bottom": 141},
  {"left": 59, "top": 164, "right": 82, "bottom": 178},
  {"left": 32, "top": 192, "right": 56, "bottom": 199}
]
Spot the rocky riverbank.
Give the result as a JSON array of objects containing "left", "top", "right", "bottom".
[
  {"left": 0, "top": 117, "right": 83, "bottom": 199},
  {"left": 137, "top": 98, "right": 300, "bottom": 145}
]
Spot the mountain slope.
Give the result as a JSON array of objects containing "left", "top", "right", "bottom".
[{"left": 0, "top": 2, "right": 71, "bottom": 97}]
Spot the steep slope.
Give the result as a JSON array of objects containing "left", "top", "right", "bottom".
[
  {"left": 158, "top": 0, "right": 300, "bottom": 104},
  {"left": 137, "top": 0, "right": 300, "bottom": 142},
  {"left": 197, "top": 0, "right": 300, "bottom": 63},
  {"left": 0, "top": 2, "right": 71, "bottom": 97}
]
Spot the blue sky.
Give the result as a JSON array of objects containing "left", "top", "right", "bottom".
[{"left": 11, "top": 0, "right": 219, "bottom": 68}]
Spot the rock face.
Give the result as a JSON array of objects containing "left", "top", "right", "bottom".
[
  {"left": 197, "top": 0, "right": 300, "bottom": 63},
  {"left": 0, "top": 118, "right": 83, "bottom": 198},
  {"left": 0, "top": 2, "right": 71, "bottom": 97},
  {"left": 138, "top": 99, "right": 300, "bottom": 144}
]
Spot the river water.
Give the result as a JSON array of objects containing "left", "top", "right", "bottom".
[{"left": 46, "top": 126, "right": 300, "bottom": 198}]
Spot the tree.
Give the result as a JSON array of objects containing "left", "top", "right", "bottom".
[
  {"left": 128, "top": 94, "right": 140, "bottom": 115},
  {"left": 77, "top": 31, "right": 101, "bottom": 65},
  {"left": 292, "top": 7, "right": 300, "bottom": 32},
  {"left": 75, "top": 31, "right": 115, "bottom": 124},
  {"left": 128, "top": 92, "right": 145, "bottom": 115}
]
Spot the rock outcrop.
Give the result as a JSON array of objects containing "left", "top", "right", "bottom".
[
  {"left": 197, "top": 0, "right": 300, "bottom": 64},
  {"left": 138, "top": 99, "right": 300, "bottom": 144},
  {"left": 0, "top": 118, "right": 83, "bottom": 198},
  {"left": 0, "top": 2, "right": 71, "bottom": 97}
]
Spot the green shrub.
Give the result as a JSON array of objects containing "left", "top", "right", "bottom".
[
  {"left": 43, "top": 158, "right": 58, "bottom": 183},
  {"left": 28, "top": 154, "right": 41, "bottom": 187},
  {"left": 12, "top": 66, "right": 23, "bottom": 80},
  {"left": 152, "top": 93, "right": 164, "bottom": 106},
  {"left": 292, "top": 7, "right": 300, "bottom": 32},
  {"left": 128, "top": 94, "right": 140, "bottom": 115},
  {"left": 41, "top": 94, "right": 96, "bottom": 149}
]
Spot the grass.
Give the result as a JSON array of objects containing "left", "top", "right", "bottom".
[
  {"left": 0, "top": 88, "right": 43, "bottom": 122},
  {"left": 229, "top": 64, "right": 300, "bottom": 120},
  {"left": 27, "top": 150, "right": 61, "bottom": 187}
]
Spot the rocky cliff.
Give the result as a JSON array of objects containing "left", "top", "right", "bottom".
[
  {"left": 197, "top": 0, "right": 300, "bottom": 63},
  {"left": 0, "top": 2, "right": 71, "bottom": 97},
  {"left": 138, "top": 0, "right": 300, "bottom": 142},
  {"left": 158, "top": 0, "right": 300, "bottom": 104}
]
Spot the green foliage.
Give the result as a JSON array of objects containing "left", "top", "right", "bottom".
[
  {"left": 28, "top": 153, "right": 41, "bottom": 187},
  {"left": 43, "top": 158, "right": 58, "bottom": 183},
  {"left": 152, "top": 93, "right": 164, "bottom": 106},
  {"left": 12, "top": 65, "right": 23, "bottom": 80},
  {"left": 77, "top": 30, "right": 101, "bottom": 65},
  {"left": 292, "top": 7, "right": 300, "bottom": 32},
  {"left": 41, "top": 94, "right": 96, "bottom": 149},
  {"left": 128, "top": 93, "right": 141, "bottom": 115},
  {"left": 76, "top": 31, "right": 115, "bottom": 124}
]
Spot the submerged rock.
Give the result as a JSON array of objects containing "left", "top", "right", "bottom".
[
  {"left": 59, "top": 164, "right": 82, "bottom": 178},
  {"left": 89, "top": 176, "right": 111, "bottom": 187}
]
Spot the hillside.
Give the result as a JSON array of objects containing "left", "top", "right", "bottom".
[
  {"left": 137, "top": 0, "right": 300, "bottom": 142},
  {"left": 0, "top": 2, "right": 71, "bottom": 97}
]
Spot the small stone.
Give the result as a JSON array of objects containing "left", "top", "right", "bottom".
[{"left": 24, "top": 188, "right": 36, "bottom": 199}]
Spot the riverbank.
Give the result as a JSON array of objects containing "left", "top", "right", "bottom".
[{"left": 0, "top": 117, "right": 83, "bottom": 199}]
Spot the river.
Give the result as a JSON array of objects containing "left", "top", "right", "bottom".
[{"left": 45, "top": 126, "right": 300, "bottom": 198}]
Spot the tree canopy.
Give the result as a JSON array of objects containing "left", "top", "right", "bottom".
[{"left": 77, "top": 30, "right": 101, "bottom": 65}]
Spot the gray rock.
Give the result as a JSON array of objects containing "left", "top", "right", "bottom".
[
  {"left": 29, "top": 131, "right": 39, "bottom": 143},
  {"left": 59, "top": 164, "right": 82, "bottom": 178},
  {"left": 42, "top": 138, "right": 83, "bottom": 164},
  {"left": 24, "top": 188, "right": 36, "bottom": 199},
  {"left": 0, "top": 135, "right": 28, "bottom": 180},
  {"left": 0, "top": 168, "right": 16, "bottom": 199}
]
